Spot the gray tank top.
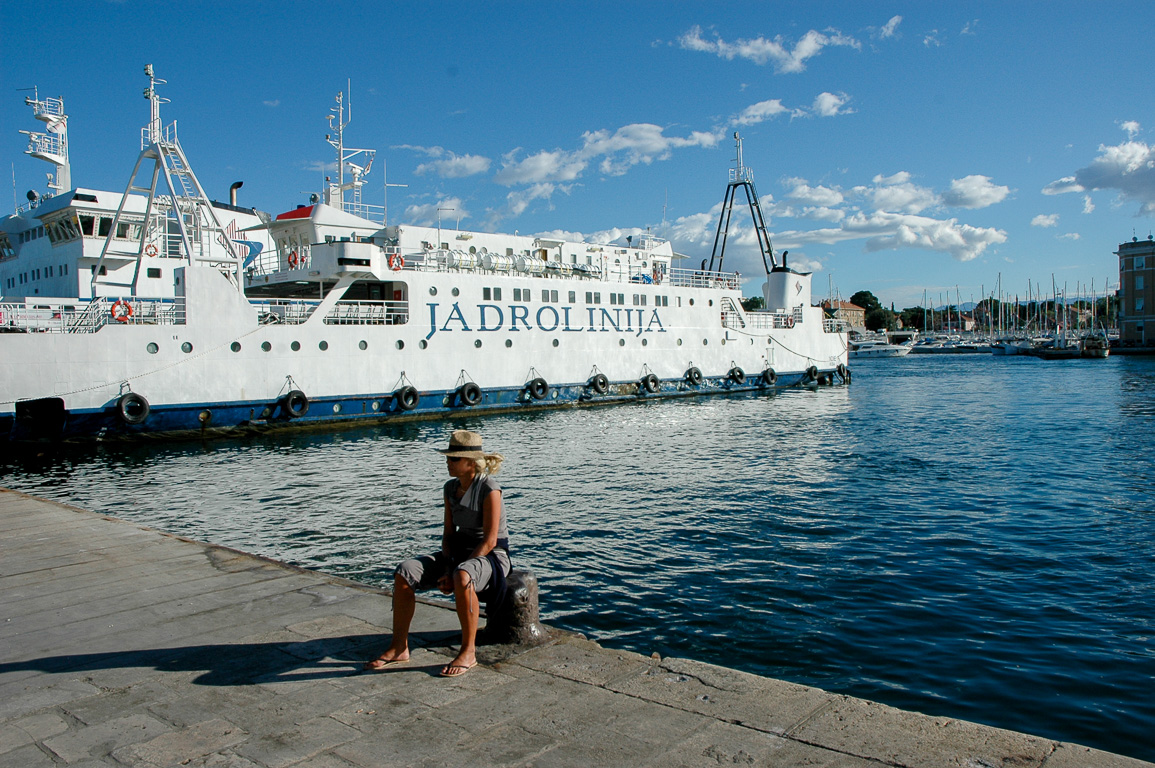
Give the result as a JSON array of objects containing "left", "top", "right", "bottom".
[{"left": 444, "top": 475, "right": 507, "bottom": 543}]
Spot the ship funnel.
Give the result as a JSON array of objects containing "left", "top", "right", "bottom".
[{"left": 229, "top": 181, "right": 243, "bottom": 206}]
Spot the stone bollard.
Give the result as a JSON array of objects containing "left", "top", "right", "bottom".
[{"left": 484, "top": 569, "right": 548, "bottom": 646}]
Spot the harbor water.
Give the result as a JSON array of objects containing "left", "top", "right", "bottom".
[{"left": 2, "top": 354, "right": 1153, "bottom": 761}]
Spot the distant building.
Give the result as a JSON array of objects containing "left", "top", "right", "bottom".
[
  {"left": 823, "top": 300, "right": 865, "bottom": 331},
  {"left": 1117, "top": 235, "right": 1155, "bottom": 346}
]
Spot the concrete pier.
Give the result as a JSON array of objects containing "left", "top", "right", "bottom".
[{"left": 1, "top": 487, "right": 1148, "bottom": 767}]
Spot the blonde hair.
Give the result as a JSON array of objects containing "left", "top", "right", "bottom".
[{"left": 472, "top": 452, "right": 504, "bottom": 476}]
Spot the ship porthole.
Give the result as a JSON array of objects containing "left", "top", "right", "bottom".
[
  {"left": 619, "top": 339, "right": 625, "bottom": 347},
  {"left": 359, "top": 340, "right": 368, "bottom": 350},
  {"left": 552, "top": 339, "right": 559, "bottom": 347},
  {"left": 689, "top": 298, "right": 695, "bottom": 306},
  {"left": 419, "top": 340, "right": 428, "bottom": 349},
  {"left": 475, "top": 340, "right": 482, "bottom": 348},
  {"left": 641, "top": 339, "right": 648, "bottom": 346},
  {"left": 262, "top": 341, "right": 272, "bottom": 352},
  {"left": 319, "top": 340, "right": 329, "bottom": 351},
  {"left": 333, "top": 403, "right": 342, "bottom": 414},
  {"left": 291, "top": 341, "right": 301, "bottom": 351},
  {"left": 452, "top": 287, "right": 460, "bottom": 297},
  {"left": 677, "top": 339, "right": 683, "bottom": 346},
  {"left": 429, "top": 287, "right": 438, "bottom": 296},
  {"left": 231, "top": 342, "right": 242, "bottom": 352},
  {"left": 709, "top": 300, "right": 714, "bottom": 307},
  {"left": 506, "top": 339, "right": 513, "bottom": 348},
  {"left": 181, "top": 342, "right": 193, "bottom": 353},
  {"left": 146, "top": 342, "right": 159, "bottom": 354},
  {"left": 396, "top": 340, "right": 405, "bottom": 350},
  {"left": 371, "top": 401, "right": 380, "bottom": 411},
  {"left": 702, "top": 339, "right": 709, "bottom": 346}
]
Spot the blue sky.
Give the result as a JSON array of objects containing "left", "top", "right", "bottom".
[{"left": 4, "top": 1, "right": 1155, "bottom": 309}]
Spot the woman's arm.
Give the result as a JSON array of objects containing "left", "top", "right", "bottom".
[
  {"left": 441, "top": 497, "right": 454, "bottom": 558},
  {"left": 470, "top": 489, "right": 502, "bottom": 559}
]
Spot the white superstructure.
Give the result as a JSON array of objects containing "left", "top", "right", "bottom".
[{"left": 0, "top": 69, "right": 849, "bottom": 444}]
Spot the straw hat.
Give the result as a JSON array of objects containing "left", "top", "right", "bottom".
[{"left": 438, "top": 429, "right": 486, "bottom": 459}]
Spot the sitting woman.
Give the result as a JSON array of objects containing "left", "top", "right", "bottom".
[{"left": 365, "top": 429, "right": 510, "bottom": 677}]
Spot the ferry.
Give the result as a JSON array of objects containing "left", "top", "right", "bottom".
[{"left": 0, "top": 68, "right": 849, "bottom": 444}]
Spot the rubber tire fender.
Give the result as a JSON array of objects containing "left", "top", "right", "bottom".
[
  {"left": 684, "top": 366, "right": 702, "bottom": 386},
  {"left": 588, "top": 373, "right": 609, "bottom": 395},
  {"left": 458, "top": 382, "right": 482, "bottom": 407},
  {"left": 641, "top": 373, "right": 660, "bottom": 393},
  {"left": 527, "top": 377, "right": 549, "bottom": 400},
  {"left": 283, "top": 389, "right": 310, "bottom": 418},
  {"left": 836, "top": 363, "right": 849, "bottom": 381},
  {"left": 804, "top": 365, "right": 819, "bottom": 382},
  {"left": 394, "top": 385, "right": 419, "bottom": 411},
  {"left": 728, "top": 366, "right": 746, "bottom": 385},
  {"left": 117, "top": 392, "right": 150, "bottom": 425},
  {"left": 762, "top": 368, "right": 778, "bottom": 386}
]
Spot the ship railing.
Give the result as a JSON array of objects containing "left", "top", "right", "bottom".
[
  {"left": 823, "top": 317, "right": 848, "bottom": 333},
  {"left": 667, "top": 267, "right": 741, "bottom": 290},
  {"left": 253, "top": 299, "right": 322, "bottom": 325},
  {"left": 0, "top": 297, "right": 186, "bottom": 333},
  {"left": 744, "top": 310, "right": 798, "bottom": 330},
  {"left": 324, "top": 299, "right": 409, "bottom": 325}
]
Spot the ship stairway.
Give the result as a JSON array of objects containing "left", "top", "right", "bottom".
[
  {"left": 721, "top": 296, "right": 747, "bottom": 329},
  {"left": 91, "top": 66, "right": 242, "bottom": 297},
  {"left": 708, "top": 132, "right": 777, "bottom": 276}
]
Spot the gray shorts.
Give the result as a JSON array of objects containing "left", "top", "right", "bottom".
[{"left": 396, "top": 549, "right": 511, "bottom": 593}]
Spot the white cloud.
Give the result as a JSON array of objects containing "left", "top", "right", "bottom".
[
  {"left": 784, "top": 177, "right": 844, "bottom": 207},
  {"left": 580, "top": 123, "right": 720, "bottom": 175},
  {"left": 404, "top": 197, "right": 470, "bottom": 227},
  {"left": 800, "top": 206, "right": 846, "bottom": 222},
  {"left": 678, "top": 24, "right": 860, "bottom": 74},
  {"left": 413, "top": 150, "right": 491, "bottom": 178},
  {"left": 796, "top": 211, "right": 1006, "bottom": 261},
  {"left": 733, "top": 99, "right": 793, "bottom": 126},
  {"left": 923, "top": 30, "right": 942, "bottom": 47},
  {"left": 961, "top": 20, "right": 979, "bottom": 35},
  {"left": 1050, "top": 139, "right": 1155, "bottom": 216},
  {"left": 494, "top": 149, "right": 587, "bottom": 186},
  {"left": 1032, "top": 214, "right": 1059, "bottom": 228},
  {"left": 1083, "top": 195, "right": 1095, "bottom": 214},
  {"left": 1121, "top": 120, "right": 1141, "bottom": 139},
  {"left": 1042, "top": 176, "right": 1084, "bottom": 195},
  {"left": 877, "top": 16, "right": 902, "bottom": 39},
  {"left": 812, "top": 92, "right": 853, "bottom": 117},
  {"left": 941, "top": 175, "right": 1010, "bottom": 209},
  {"left": 263, "top": 99, "right": 280, "bottom": 108},
  {"left": 856, "top": 172, "right": 938, "bottom": 214},
  {"left": 1059, "top": 232, "right": 1081, "bottom": 241}
]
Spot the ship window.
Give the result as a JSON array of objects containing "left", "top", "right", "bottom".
[
  {"left": 359, "top": 340, "right": 368, "bottom": 350},
  {"left": 181, "top": 342, "right": 193, "bottom": 353},
  {"left": 493, "top": 287, "right": 501, "bottom": 301},
  {"left": 452, "top": 287, "right": 460, "bottom": 297},
  {"left": 642, "top": 295, "right": 647, "bottom": 306},
  {"left": 568, "top": 291, "right": 576, "bottom": 303},
  {"left": 632, "top": 294, "right": 639, "bottom": 306},
  {"left": 79, "top": 215, "right": 95, "bottom": 236},
  {"left": 231, "top": 342, "right": 241, "bottom": 352},
  {"left": 147, "top": 343, "right": 159, "bottom": 354},
  {"left": 98, "top": 217, "right": 113, "bottom": 237},
  {"left": 484, "top": 288, "right": 491, "bottom": 300},
  {"left": 147, "top": 268, "right": 161, "bottom": 279},
  {"left": 610, "top": 294, "right": 617, "bottom": 306}
]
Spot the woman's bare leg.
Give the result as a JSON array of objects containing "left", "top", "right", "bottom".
[
  {"left": 365, "top": 573, "right": 415, "bottom": 668},
  {"left": 442, "top": 569, "right": 479, "bottom": 675}
]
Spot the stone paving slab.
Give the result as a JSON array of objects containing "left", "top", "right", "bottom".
[{"left": 2, "top": 487, "right": 1151, "bottom": 768}]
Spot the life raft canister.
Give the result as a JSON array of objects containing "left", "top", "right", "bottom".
[
  {"left": 458, "top": 382, "right": 482, "bottom": 406},
  {"left": 116, "top": 392, "right": 150, "bottom": 425},
  {"left": 728, "top": 366, "right": 746, "bottom": 385},
  {"left": 282, "top": 389, "right": 309, "bottom": 418},
  {"left": 394, "top": 385, "right": 419, "bottom": 411},
  {"left": 588, "top": 373, "right": 609, "bottom": 395},
  {"left": 110, "top": 300, "right": 133, "bottom": 323},
  {"left": 526, "top": 377, "right": 549, "bottom": 400},
  {"left": 685, "top": 366, "right": 703, "bottom": 386},
  {"left": 389, "top": 253, "right": 405, "bottom": 271}
]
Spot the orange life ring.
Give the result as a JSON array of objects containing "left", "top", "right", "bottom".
[
  {"left": 111, "top": 300, "right": 133, "bottom": 323},
  {"left": 288, "top": 250, "right": 299, "bottom": 269},
  {"left": 389, "top": 253, "right": 404, "bottom": 271},
  {"left": 144, "top": 244, "right": 158, "bottom": 258},
  {"left": 785, "top": 316, "right": 795, "bottom": 328},
  {"left": 652, "top": 266, "right": 660, "bottom": 285}
]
